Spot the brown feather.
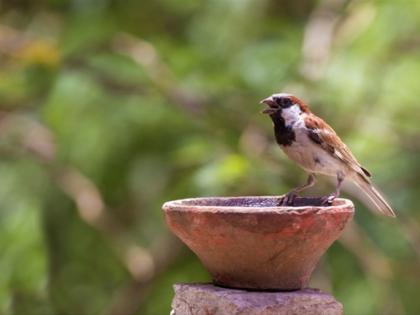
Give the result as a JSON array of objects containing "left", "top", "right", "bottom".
[
  {"left": 289, "top": 95, "right": 310, "bottom": 113},
  {"left": 353, "top": 174, "right": 396, "bottom": 217},
  {"left": 304, "top": 113, "right": 369, "bottom": 179}
]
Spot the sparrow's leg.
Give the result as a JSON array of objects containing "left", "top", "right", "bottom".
[
  {"left": 321, "top": 172, "right": 344, "bottom": 205},
  {"left": 294, "top": 173, "right": 316, "bottom": 194},
  {"left": 281, "top": 173, "right": 316, "bottom": 206}
]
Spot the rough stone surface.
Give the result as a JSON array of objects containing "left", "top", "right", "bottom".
[
  {"left": 163, "top": 196, "right": 354, "bottom": 290},
  {"left": 171, "top": 283, "right": 343, "bottom": 315}
]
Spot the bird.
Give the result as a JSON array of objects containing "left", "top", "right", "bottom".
[{"left": 260, "top": 93, "right": 396, "bottom": 217}]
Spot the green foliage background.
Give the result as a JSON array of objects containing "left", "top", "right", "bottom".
[{"left": 1, "top": 0, "right": 420, "bottom": 314}]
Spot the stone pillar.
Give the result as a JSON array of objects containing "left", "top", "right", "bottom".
[{"left": 171, "top": 284, "right": 343, "bottom": 315}]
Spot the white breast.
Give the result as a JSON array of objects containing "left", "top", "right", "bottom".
[{"left": 281, "top": 105, "right": 305, "bottom": 128}]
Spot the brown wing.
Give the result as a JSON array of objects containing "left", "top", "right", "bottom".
[{"left": 304, "top": 114, "right": 371, "bottom": 179}]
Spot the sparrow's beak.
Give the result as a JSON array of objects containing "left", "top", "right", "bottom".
[{"left": 260, "top": 97, "right": 279, "bottom": 114}]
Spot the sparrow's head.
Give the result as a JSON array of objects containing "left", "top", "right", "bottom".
[{"left": 260, "top": 93, "right": 309, "bottom": 115}]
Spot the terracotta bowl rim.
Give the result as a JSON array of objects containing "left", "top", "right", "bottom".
[{"left": 162, "top": 196, "right": 354, "bottom": 215}]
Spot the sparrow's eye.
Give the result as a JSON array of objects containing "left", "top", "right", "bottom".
[
  {"left": 283, "top": 98, "right": 293, "bottom": 108},
  {"left": 276, "top": 97, "right": 293, "bottom": 108},
  {"left": 272, "top": 97, "right": 281, "bottom": 107}
]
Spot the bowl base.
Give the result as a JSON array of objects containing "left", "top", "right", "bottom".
[{"left": 213, "top": 280, "right": 302, "bottom": 292}]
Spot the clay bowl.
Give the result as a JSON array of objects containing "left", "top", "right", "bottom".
[{"left": 163, "top": 196, "right": 354, "bottom": 290}]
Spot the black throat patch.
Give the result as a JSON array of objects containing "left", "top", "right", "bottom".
[{"left": 270, "top": 112, "right": 295, "bottom": 146}]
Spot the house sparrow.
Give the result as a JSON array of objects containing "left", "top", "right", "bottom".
[{"left": 261, "top": 93, "right": 395, "bottom": 217}]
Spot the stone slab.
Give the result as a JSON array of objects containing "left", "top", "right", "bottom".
[{"left": 171, "top": 283, "right": 342, "bottom": 315}]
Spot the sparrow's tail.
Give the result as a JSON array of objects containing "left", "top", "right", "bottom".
[{"left": 353, "top": 175, "right": 396, "bottom": 217}]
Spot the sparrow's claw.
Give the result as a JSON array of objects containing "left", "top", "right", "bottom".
[
  {"left": 320, "top": 194, "right": 336, "bottom": 206},
  {"left": 279, "top": 193, "right": 298, "bottom": 206}
]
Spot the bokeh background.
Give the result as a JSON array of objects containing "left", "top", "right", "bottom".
[{"left": 1, "top": 0, "right": 420, "bottom": 314}]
